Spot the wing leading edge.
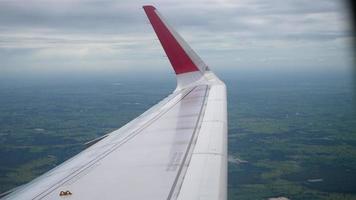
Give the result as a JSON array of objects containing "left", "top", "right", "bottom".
[{"left": 2, "top": 5, "right": 227, "bottom": 200}]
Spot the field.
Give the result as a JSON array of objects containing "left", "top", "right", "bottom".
[{"left": 226, "top": 71, "right": 356, "bottom": 199}]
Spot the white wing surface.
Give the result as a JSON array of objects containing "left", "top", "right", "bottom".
[{"left": 2, "top": 5, "right": 227, "bottom": 200}]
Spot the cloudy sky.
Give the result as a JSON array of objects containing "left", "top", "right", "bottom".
[{"left": 0, "top": 0, "right": 353, "bottom": 76}]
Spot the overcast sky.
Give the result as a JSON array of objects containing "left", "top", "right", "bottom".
[{"left": 0, "top": 0, "right": 353, "bottom": 76}]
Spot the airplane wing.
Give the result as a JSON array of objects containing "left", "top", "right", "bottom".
[{"left": 2, "top": 5, "right": 227, "bottom": 200}]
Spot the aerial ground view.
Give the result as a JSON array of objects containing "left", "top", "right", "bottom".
[
  {"left": 0, "top": 70, "right": 355, "bottom": 200},
  {"left": 0, "top": 0, "right": 354, "bottom": 200}
]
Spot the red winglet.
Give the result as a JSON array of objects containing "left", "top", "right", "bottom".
[{"left": 143, "top": 5, "right": 199, "bottom": 74}]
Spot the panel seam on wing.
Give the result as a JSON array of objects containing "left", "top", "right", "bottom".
[{"left": 166, "top": 85, "right": 211, "bottom": 200}]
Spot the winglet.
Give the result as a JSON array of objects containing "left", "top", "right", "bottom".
[{"left": 143, "top": 5, "right": 208, "bottom": 80}]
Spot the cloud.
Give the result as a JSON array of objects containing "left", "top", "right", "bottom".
[{"left": 0, "top": 0, "right": 353, "bottom": 75}]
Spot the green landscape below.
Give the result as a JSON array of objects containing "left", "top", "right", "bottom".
[{"left": 0, "top": 70, "right": 355, "bottom": 200}]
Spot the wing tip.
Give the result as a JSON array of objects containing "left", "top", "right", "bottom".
[
  {"left": 143, "top": 5, "right": 156, "bottom": 11},
  {"left": 142, "top": 5, "right": 207, "bottom": 88}
]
